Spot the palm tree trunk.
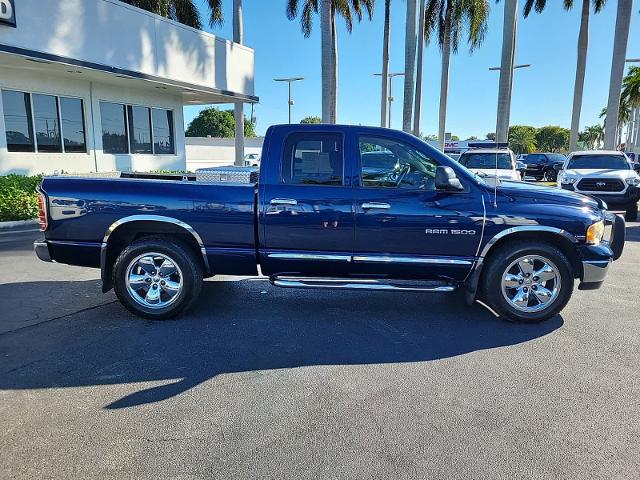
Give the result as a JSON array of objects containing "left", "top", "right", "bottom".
[
  {"left": 380, "top": 0, "right": 391, "bottom": 128},
  {"left": 438, "top": 7, "right": 452, "bottom": 151},
  {"left": 496, "top": 0, "right": 518, "bottom": 144},
  {"left": 412, "top": 0, "right": 427, "bottom": 136},
  {"left": 569, "top": 0, "right": 590, "bottom": 153},
  {"left": 604, "top": 0, "right": 633, "bottom": 150},
  {"left": 634, "top": 108, "right": 640, "bottom": 148},
  {"left": 402, "top": 0, "right": 418, "bottom": 133},
  {"left": 320, "top": 0, "right": 333, "bottom": 123},
  {"left": 331, "top": 7, "right": 338, "bottom": 124},
  {"left": 233, "top": 0, "right": 245, "bottom": 166}
]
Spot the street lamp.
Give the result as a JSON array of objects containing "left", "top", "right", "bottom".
[
  {"left": 626, "top": 58, "right": 640, "bottom": 63},
  {"left": 274, "top": 77, "right": 305, "bottom": 124},
  {"left": 374, "top": 72, "right": 405, "bottom": 129},
  {"left": 488, "top": 64, "right": 531, "bottom": 71}
]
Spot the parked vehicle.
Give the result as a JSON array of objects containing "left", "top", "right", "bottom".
[
  {"left": 524, "top": 153, "right": 567, "bottom": 182},
  {"left": 243, "top": 153, "right": 261, "bottom": 167},
  {"left": 558, "top": 150, "right": 640, "bottom": 221},
  {"left": 458, "top": 147, "right": 521, "bottom": 181},
  {"left": 35, "top": 125, "right": 625, "bottom": 323}
]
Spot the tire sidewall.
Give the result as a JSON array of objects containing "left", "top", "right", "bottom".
[
  {"left": 482, "top": 242, "right": 574, "bottom": 323},
  {"left": 113, "top": 238, "right": 202, "bottom": 320}
]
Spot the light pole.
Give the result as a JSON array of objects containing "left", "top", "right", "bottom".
[
  {"left": 374, "top": 72, "right": 405, "bottom": 129},
  {"left": 274, "top": 77, "right": 305, "bottom": 123},
  {"left": 626, "top": 59, "right": 640, "bottom": 63},
  {"left": 490, "top": 64, "right": 531, "bottom": 141}
]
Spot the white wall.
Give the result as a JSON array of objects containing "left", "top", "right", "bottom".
[
  {"left": 186, "top": 137, "right": 264, "bottom": 171},
  {"left": 0, "top": 0, "right": 255, "bottom": 98},
  {"left": 0, "top": 67, "right": 186, "bottom": 175}
]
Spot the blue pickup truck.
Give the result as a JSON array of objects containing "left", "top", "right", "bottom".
[{"left": 34, "top": 125, "right": 625, "bottom": 323}]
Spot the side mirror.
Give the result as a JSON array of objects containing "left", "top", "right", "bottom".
[
  {"left": 633, "top": 163, "right": 640, "bottom": 173},
  {"left": 516, "top": 161, "right": 526, "bottom": 172},
  {"left": 435, "top": 166, "right": 464, "bottom": 191}
]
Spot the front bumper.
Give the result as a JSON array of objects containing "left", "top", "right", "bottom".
[
  {"left": 34, "top": 240, "right": 52, "bottom": 262},
  {"left": 578, "top": 213, "right": 625, "bottom": 290}
]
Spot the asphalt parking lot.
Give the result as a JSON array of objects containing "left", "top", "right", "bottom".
[{"left": 1, "top": 223, "right": 639, "bottom": 479}]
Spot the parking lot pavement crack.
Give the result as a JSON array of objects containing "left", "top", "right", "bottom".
[{"left": 0, "top": 300, "right": 118, "bottom": 337}]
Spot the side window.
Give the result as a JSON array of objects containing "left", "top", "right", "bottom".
[
  {"left": 527, "top": 154, "right": 541, "bottom": 164},
  {"left": 281, "top": 133, "right": 343, "bottom": 186},
  {"left": 359, "top": 136, "right": 439, "bottom": 190}
]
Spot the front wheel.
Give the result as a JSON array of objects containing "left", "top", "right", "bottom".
[
  {"left": 481, "top": 241, "right": 574, "bottom": 323},
  {"left": 543, "top": 168, "right": 557, "bottom": 182},
  {"left": 113, "top": 236, "right": 203, "bottom": 320}
]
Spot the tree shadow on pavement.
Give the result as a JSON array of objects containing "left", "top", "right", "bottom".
[{"left": 0, "top": 278, "right": 563, "bottom": 410}]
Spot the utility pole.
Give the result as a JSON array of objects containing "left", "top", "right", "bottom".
[
  {"left": 374, "top": 72, "right": 405, "bottom": 129},
  {"left": 274, "top": 77, "right": 305, "bottom": 123}
]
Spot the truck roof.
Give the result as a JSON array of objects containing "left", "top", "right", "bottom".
[{"left": 568, "top": 150, "right": 624, "bottom": 157}]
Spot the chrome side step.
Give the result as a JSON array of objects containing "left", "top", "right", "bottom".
[{"left": 270, "top": 276, "right": 457, "bottom": 293}]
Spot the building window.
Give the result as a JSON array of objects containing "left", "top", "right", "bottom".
[
  {"left": 152, "top": 109, "right": 175, "bottom": 155},
  {"left": 128, "top": 106, "right": 152, "bottom": 154},
  {"left": 60, "top": 97, "right": 86, "bottom": 153},
  {"left": 99, "top": 102, "right": 175, "bottom": 155},
  {"left": 2, "top": 90, "right": 35, "bottom": 152},
  {"left": 2, "top": 90, "right": 87, "bottom": 154},
  {"left": 100, "top": 102, "right": 128, "bottom": 154},
  {"left": 32, "top": 94, "right": 62, "bottom": 153}
]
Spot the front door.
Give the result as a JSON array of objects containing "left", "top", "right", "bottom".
[
  {"left": 260, "top": 131, "right": 354, "bottom": 276},
  {"left": 351, "top": 133, "right": 484, "bottom": 281}
]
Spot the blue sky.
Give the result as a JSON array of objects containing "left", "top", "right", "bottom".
[{"left": 187, "top": 0, "right": 639, "bottom": 139}]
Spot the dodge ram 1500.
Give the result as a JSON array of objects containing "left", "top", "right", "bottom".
[{"left": 34, "top": 125, "right": 625, "bottom": 323}]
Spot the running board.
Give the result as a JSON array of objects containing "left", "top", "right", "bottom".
[{"left": 270, "top": 276, "right": 457, "bottom": 293}]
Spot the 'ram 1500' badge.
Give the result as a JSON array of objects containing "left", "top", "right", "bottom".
[{"left": 425, "top": 229, "right": 477, "bottom": 235}]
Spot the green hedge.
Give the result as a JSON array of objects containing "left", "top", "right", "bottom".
[{"left": 0, "top": 175, "right": 42, "bottom": 222}]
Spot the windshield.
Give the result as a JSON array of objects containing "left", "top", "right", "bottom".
[
  {"left": 567, "top": 154, "right": 629, "bottom": 170},
  {"left": 459, "top": 152, "right": 513, "bottom": 170},
  {"left": 547, "top": 153, "right": 566, "bottom": 163}
]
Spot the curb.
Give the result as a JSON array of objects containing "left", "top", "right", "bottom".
[{"left": 0, "top": 219, "right": 39, "bottom": 230}]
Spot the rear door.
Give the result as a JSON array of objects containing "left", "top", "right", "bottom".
[
  {"left": 260, "top": 130, "right": 354, "bottom": 276},
  {"left": 351, "top": 132, "right": 483, "bottom": 281}
]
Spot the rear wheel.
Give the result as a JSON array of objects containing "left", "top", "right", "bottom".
[
  {"left": 481, "top": 241, "right": 574, "bottom": 323},
  {"left": 113, "top": 237, "right": 203, "bottom": 319},
  {"left": 625, "top": 203, "right": 638, "bottom": 222}
]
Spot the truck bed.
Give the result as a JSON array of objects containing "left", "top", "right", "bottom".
[{"left": 40, "top": 175, "right": 258, "bottom": 275}]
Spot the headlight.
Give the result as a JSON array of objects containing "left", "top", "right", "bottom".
[
  {"left": 561, "top": 176, "right": 576, "bottom": 185},
  {"left": 586, "top": 220, "right": 605, "bottom": 245},
  {"left": 625, "top": 176, "right": 640, "bottom": 186}
]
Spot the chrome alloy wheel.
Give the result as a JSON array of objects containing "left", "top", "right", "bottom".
[
  {"left": 500, "top": 255, "right": 561, "bottom": 313},
  {"left": 125, "top": 252, "right": 183, "bottom": 309}
]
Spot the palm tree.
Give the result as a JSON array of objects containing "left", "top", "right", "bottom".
[
  {"left": 523, "top": 0, "right": 607, "bottom": 153},
  {"left": 604, "top": 0, "right": 633, "bottom": 149},
  {"left": 413, "top": 0, "right": 427, "bottom": 136},
  {"left": 233, "top": 0, "right": 245, "bottom": 166},
  {"left": 622, "top": 66, "right": 640, "bottom": 149},
  {"left": 601, "top": 99, "right": 632, "bottom": 149},
  {"left": 425, "top": 0, "right": 490, "bottom": 150},
  {"left": 579, "top": 124, "right": 604, "bottom": 150},
  {"left": 287, "top": 0, "right": 375, "bottom": 124},
  {"left": 380, "top": 0, "right": 391, "bottom": 127},
  {"left": 403, "top": 0, "right": 419, "bottom": 132},
  {"left": 120, "top": 0, "right": 223, "bottom": 29}
]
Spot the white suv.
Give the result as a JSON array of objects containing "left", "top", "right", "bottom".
[
  {"left": 558, "top": 150, "right": 640, "bottom": 221},
  {"left": 458, "top": 148, "right": 522, "bottom": 181}
]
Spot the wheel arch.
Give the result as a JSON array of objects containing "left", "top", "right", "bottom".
[
  {"left": 100, "top": 215, "right": 210, "bottom": 292},
  {"left": 464, "top": 226, "right": 582, "bottom": 304}
]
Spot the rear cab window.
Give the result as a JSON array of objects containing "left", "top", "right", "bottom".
[{"left": 281, "top": 132, "right": 344, "bottom": 186}]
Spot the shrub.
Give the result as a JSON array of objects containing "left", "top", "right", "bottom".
[{"left": 0, "top": 175, "right": 42, "bottom": 222}]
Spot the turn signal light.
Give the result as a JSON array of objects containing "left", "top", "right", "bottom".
[
  {"left": 586, "top": 221, "right": 604, "bottom": 245},
  {"left": 37, "top": 194, "right": 48, "bottom": 231}
]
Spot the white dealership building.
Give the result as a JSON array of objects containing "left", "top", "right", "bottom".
[{"left": 0, "top": 0, "right": 256, "bottom": 175}]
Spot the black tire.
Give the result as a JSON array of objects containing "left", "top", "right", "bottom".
[
  {"left": 481, "top": 241, "right": 574, "bottom": 323},
  {"left": 113, "top": 236, "right": 203, "bottom": 320},
  {"left": 543, "top": 168, "right": 557, "bottom": 182},
  {"left": 625, "top": 203, "right": 638, "bottom": 222}
]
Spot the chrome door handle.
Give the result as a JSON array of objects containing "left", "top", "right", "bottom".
[
  {"left": 361, "top": 202, "right": 391, "bottom": 210},
  {"left": 270, "top": 198, "right": 298, "bottom": 206}
]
